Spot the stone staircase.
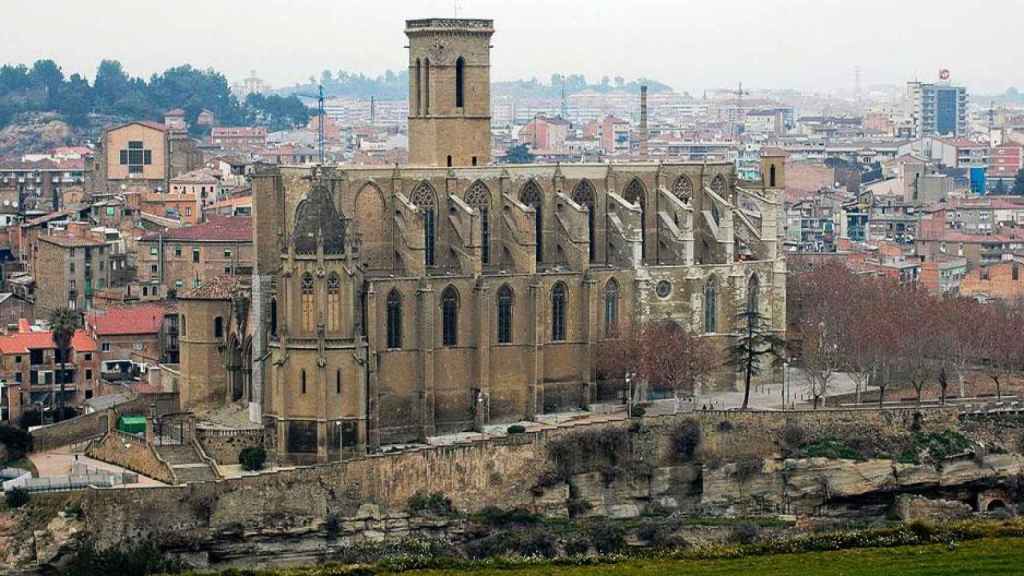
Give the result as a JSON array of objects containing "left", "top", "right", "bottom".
[{"left": 155, "top": 444, "right": 218, "bottom": 484}]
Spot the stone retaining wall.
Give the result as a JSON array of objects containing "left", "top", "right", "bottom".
[
  {"left": 85, "top": 430, "right": 175, "bottom": 485},
  {"left": 195, "top": 428, "right": 264, "bottom": 465}
]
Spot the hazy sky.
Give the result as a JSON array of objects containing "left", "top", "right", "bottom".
[{"left": 4, "top": 0, "right": 1020, "bottom": 96}]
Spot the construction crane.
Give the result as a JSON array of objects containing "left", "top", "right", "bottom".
[{"left": 295, "top": 84, "right": 326, "bottom": 164}]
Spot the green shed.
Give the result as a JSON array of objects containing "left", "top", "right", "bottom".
[{"left": 117, "top": 415, "right": 147, "bottom": 435}]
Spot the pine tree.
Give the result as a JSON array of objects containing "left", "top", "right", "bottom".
[{"left": 727, "top": 310, "right": 786, "bottom": 410}]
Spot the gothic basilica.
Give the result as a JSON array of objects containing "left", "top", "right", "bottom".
[{"left": 177, "top": 18, "right": 787, "bottom": 464}]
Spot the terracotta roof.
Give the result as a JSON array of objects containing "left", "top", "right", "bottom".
[
  {"left": 0, "top": 323, "right": 97, "bottom": 354},
  {"left": 23, "top": 209, "right": 74, "bottom": 228},
  {"left": 37, "top": 233, "right": 105, "bottom": 248},
  {"left": 140, "top": 215, "right": 251, "bottom": 243},
  {"left": 170, "top": 167, "right": 220, "bottom": 184},
  {"left": 86, "top": 303, "right": 172, "bottom": 336},
  {"left": 180, "top": 275, "right": 243, "bottom": 300}
]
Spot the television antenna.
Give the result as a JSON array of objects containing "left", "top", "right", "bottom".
[{"left": 453, "top": 0, "right": 461, "bottom": 17}]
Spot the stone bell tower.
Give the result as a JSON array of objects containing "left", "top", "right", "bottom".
[{"left": 406, "top": 18, "right": 493, "bottom": 167}]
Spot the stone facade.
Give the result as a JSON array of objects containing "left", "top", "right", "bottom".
[
  {"left": 176, "top": 18, "right": 788, "bottom": 465},
  {"left": 407, "top": 19, "right": 493, "bottom": 167}
]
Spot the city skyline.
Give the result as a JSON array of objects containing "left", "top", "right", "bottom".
[{"left": 3, "top": 0, "right": 1021, "bottom": 97}]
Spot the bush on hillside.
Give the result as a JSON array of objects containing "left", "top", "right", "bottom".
[{"left": 0, "top": 424, "right": 32, "bottom": 463}]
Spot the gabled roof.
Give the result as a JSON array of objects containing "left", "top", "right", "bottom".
[
  {"left": 86, "top": 303, "right": 173, "bottom": 337},
  {"left": 181, "top": 275, "right": 243, "bottom": 300},
  {"left": 0, "top": 322, "right": 97, "bottom": 354},
  {"left": 139, "top": 215, "right": 251, "bottom": 243}
]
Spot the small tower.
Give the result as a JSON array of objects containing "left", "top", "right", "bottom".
[
  {"left": 760, "top": 147, "right": 786, "bottom": 190},
  {"left": 406, "top": 18, "right": 494, "bottom": 167}
]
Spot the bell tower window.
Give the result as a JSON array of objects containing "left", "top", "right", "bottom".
[{"left": 455, "top": 57, "right": 465, "bottom": 108}]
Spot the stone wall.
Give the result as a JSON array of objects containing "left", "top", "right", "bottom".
[
  {"left": 72, "top": 407, "right": 977, "bottom": 551},
  {"left": 31, "top": 392, "right": 179, "bottom": 452},
  {"left": 86, "top": 430, "right": 175, "bottom": 485},
  {"left": 195, "top": 427, "right": 265, "bottom": 465}
]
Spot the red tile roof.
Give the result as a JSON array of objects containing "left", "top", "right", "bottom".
[
  {"left": 140, "top": 215, "right": 251, "bottom": 243},
  {"left": 86, "top": 304, "right": 171, "bottom": 336},
  {"left": 0, "top": 323, "right": 97, "bottom": 354}
]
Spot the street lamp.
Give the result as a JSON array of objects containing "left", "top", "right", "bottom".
[{"left": 625, "top": 371, "right": 633, "bottom": 418}]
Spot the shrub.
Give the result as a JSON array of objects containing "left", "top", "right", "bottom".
[
  {"left": 730, "top": 522, "right": 760, "bottom": 545},
  {"left": 563, "top": 535, "right": 590, "bottom": 556},
  {"left": 325, "top": 514, "right": 340, "bottom": 539},
  {"left": 734, "top": 456, "right": 763, "bottom": 483},
  {"left": 407, "top": 491, "right": 455, "bottom": 516},
  {"left": 475, "top": 506, "right": 540, "bottom": 526},
  {"left": 64, "top": 540, "right": 181, "bottom": 576},
  {"left": 781, "top": 422, "right": 807, "bottom": 453},
  {"left": 0, "top": 424, "right": 32, "bottom": 463},
  {"left": 638, "top": 520, "right": 683, "bottom": 549},
  {"left": 566, "top": 498, "right": 593, "bottom": 518},
  {"left": 5, "top": 488, "right": 29, "bottom": 509},
  {"left": 906, "top": 520, "right": 938, "bottom": 542},
  {"left": 799, "top": 437, "right": 862, "bottom": 460},
  {"left": 516, "top": 528, "right": 558, "bottom": 558},
  {"left": 17, "top": 410, "right": 41, "bottom": 430},
  {"left": 589, "top": 521, "right": 626, "bottom": 554},
  {"left": 672, "top": 419, "right": 702, "bottom": 463},
  {"left": 631, "top": 404, "right": 647, "bottom": 418},
  {"left": 238, "top": 446, "right": 267, "bottom": 471},
  {"left": 507, "top": 424, "right": 527, "bottom": 434}
]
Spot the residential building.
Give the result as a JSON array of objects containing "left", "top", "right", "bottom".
[
  {"left": 33, "top": 223, "right": 112, "bottom": 313},
  {"left": 0, "top": 319, "right": 100, "bottom": 424},
  {"left": 136, "top": 216, "right": 253, "bottom": 293},
  {"left": 600, "top": 115, "right": 631, "bottom": 155},
  {"left": 960, "top": 257, "right": 1024, "bottom": 301},
  {"left": 907, "top": 80, "right": 968, "bottom": 138},
  {"left": 85, "top": 302, "right": 179, "bottom": 371},
  {"left": 209, "top": 127, "right": 268, "bottom": 154}
]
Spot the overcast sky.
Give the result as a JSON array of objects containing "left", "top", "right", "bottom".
[{"left": 4, "top": 0, "right": 1019, "bottom": 96}]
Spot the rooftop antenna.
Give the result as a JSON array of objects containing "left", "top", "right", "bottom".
[{"left": 453, "top": 0, "right": 460, "bottom": 17}]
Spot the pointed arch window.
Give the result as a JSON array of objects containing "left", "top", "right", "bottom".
[
  {"left": 624, "top": 178, "right": 646, "bottom": 262},
  {"left": 423, "top": 58, "right": 431, "bottom": 115},
  {"left": 497, "top": 284, "right": 513, "bottom": 344},
  {"left": 747, "top": 274, "right": 760, "bottom": 317},
  {"left": 300, "top": 369, "right": 307, "bottom": 394},
  {"left": 411, "top": 182, "right": 436, "bottom": 267},
  {"left": 604, "top": 278, "right": 620, "bottom": 337},
  {"left": 336, "top": 369, "right": 342, "bottom": 395},
  {"left": 711, "top": 174, "right": 727, "bottom": 196},
  {"left": 572, "top": 180, "right": 596, "bottom": 262},
  {"left": 386, "top": 289, "right": 402, "bottom": 349},
  {"left": 327, "top": 272, "right": 341, "bottom": 332},
  {"left": 301, "top": 272, "right": 315, "bottom": 332},
  {"left": 704, "top": 277, "right": 718, "bottom": 334},
  {"left": 441, "top": 286, "right": 459, "bottom": 347},
  {"left": 465, "top": 181, "right": 491, "bottom": 265},
  {"left": 455, "top": 57, "right": 465, "bottom": 108},
  {"left": 769, "top": 164, "right": 777, "bottom": 187},
  {"left": 520, "top": 180, "right": 543, "bottom": 263},
  {"left": 672, "top": 175, "right": 693, "bottom": 204},
  {"left": 551, "top": 282, "right": 567, "bottom": 342}
]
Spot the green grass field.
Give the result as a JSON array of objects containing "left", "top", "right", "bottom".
[{"left": 399, "top": 538, "right": 1024, "bottom": 576}]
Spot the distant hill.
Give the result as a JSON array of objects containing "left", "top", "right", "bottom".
[
  {"left": 280, "top": 70, "right": 675, "bottom": 101},
  {"left": 0, "top": 59, "right": 310, "bottom": 142}
]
